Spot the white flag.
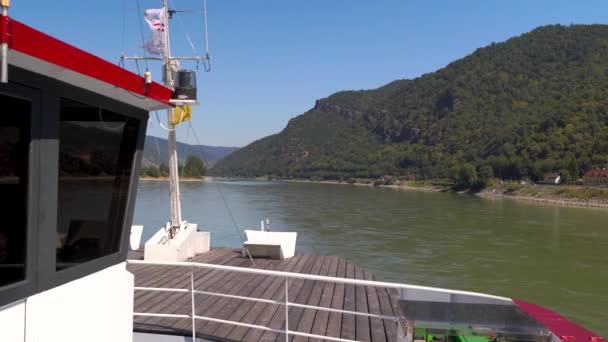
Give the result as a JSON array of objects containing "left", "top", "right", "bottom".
[{"left": 144, "top": 9, "right": 166, "bottom": 56}]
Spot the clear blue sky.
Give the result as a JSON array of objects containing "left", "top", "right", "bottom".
[{"left": 10, "top": 0, "right": 608, "bottom": 147}]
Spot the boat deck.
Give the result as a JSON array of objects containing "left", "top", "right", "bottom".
[{"left": 127, "top": 248, "right": 403, "bottom": 342}]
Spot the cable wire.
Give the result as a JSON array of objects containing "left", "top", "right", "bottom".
[
  {"left": 155, "top": 111, "right": 176, "bottom": 132},
  {"left": 168, "top": 0, "right": 199, "bottom": 56},
  {"left": 214, "top": 180, "right": 256, "bottom": 267}
]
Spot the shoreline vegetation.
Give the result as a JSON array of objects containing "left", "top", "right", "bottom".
[
  {"left": 478, "top": 181, "right": 608, "bottom": 209},
  {"left": 213, "top": 176, "right": 608, "bottom": 209},
  {"left": 138, "top": 171, "right": 608, "bottom": 208}
]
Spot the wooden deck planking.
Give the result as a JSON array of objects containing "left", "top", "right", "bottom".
[
  {"left": 136, "top": 250, "right": 248, "bottom": 330},
  {"left": 243, "top": 254, "right": 321, "bottom": 342},
  {"left": 277, "top": 255, "right": 326, "bottom": 341},
  {"left": 252, "top": 255, "right": 317, "bottom": 342},
  {"left": 363, "top": 269, "right": 388, "bottom": 342},
  {"left": 134, "top": 248, "right": 235, "bottom": 298},
  {"left": 134, "top": 249, "right": 238, "bottom": 318},
  {"left": 195, "top": 260, "right": 278, "bottom": 338},
  {"left": 290, "top": 254, "right": 333, "bottom": 342},
  {"left": 282, "top": 255, "right": 326, "bottom": 342},
  {"left": 325, "top": 257, "right": 347, "bottom": 339},
  {"left": 228, "top": 255, "right": 312, "bottom": 341},
  {"left": 127, "top": 248, "right": 402, "bottom": 342},
  {"left": 341, "top": 262, "right": 357, "bottom": 341},
  {"left": 308, "top": 255, "right": 340, "bottom": 342},
  {"left": 355, "top": 265, "right": 372, "bottom": 341},
  {"left": 197, "top": 257, "right": 299, "bottom": 339},
  {"left": 170, "top": 257, "right": 255, "bottom": 335}
]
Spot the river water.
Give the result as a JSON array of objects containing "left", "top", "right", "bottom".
[{"left": 133, "top": 179, "right": 608, "bottom": 335}]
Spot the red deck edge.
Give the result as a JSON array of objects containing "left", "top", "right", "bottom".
[
  {"left": 513, "top": 299, "right": 605, "bottom": 341},
  {"left": 6, "top": 17, "right": 172, "bottom": 106}
]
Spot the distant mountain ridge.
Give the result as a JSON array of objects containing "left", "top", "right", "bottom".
[
  {"left": 212, "top": 24, "right": 608, "bottom": 181},
  {"left": 143, "top": 136, "right": 239, "bottom": 167}
]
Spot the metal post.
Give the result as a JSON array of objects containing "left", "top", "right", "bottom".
[
  {"left": 1, "top": 1, "right": 9, "bottom": 83},
  {"left": 284, "top": 278, "right": 289, "bottom": 342},
  {"left": 191, "top": 268, "right": 196, "bottom": 341},
  {"left": 167, "top": 119, "right": 182, "bottom": 227}
]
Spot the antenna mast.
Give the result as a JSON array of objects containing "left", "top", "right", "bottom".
[
  {"left": 162, "top": 0, "right": 182, "bottom": 229},
  {"left": 122, "top": 0, "right": 210, "bottom": 231}
]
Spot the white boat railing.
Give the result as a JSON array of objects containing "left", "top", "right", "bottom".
[{"left": 127, "top": 259, "right": 513, "bottom": 342}]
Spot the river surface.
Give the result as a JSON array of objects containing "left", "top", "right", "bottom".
[{"left": 134, "top": 179, "right": 608, "bottom": 336}]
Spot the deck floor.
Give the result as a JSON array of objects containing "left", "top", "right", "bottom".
[{"left": 127, "top": 248, "right": 402, "bottom": 342}]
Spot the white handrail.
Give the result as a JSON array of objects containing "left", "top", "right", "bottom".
[
  {"left": 128, "top": 259, "right": 514, "bottom": 341},
  {"left": 134, "top": 286, "right": 400, "bottom": 321},
  {"left": 127, "top": 259, "right": 511, "bottom": 302}
]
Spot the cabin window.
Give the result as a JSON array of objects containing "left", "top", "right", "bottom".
[
  {"left": 0, "top": 94, "right": 30, "bottom": 287},
  {"left": 56, "top": 98, "right": 140, "bottom": 270}
]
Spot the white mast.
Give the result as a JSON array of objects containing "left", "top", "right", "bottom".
[
  {"left": 122, "top": 1, "right": 210, "bottom": 237},
  {"left": 0, "top": 0, "right": 10, "bottom": 83},
  {"left": 162, "top": 0, "right": 182, "bottom": 229}
]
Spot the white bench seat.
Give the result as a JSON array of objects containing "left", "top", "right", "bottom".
[{"left": 243, "top": 230, "right": 297, "bottom": 260}]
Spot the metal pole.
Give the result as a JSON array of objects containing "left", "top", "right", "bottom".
[
  {"left": 1, "top": 2, "right": 9, "bottom": 83},
  {"left": 191, "top": 268, "right": 196, "bottom": 341},
  {"left": 284, "top": 278, "right": 289, "bottom": 342},
  {"left": 162, "top": 0, "right": 183, "bottom": 228},
  {"left": 203, "top": 0, "right": 209, "bottom": 56}
]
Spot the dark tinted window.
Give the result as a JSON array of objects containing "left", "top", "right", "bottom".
[
  {"left": 56, "top": 99, "right": 139, "bottom": 270},
  {"left": 0, "top": 94, "right": 30, "bottom": 287}
]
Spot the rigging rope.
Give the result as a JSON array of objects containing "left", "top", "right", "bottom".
[
  {"left": 154, "top": 136, "right": 163, "bottom": 167},
  {"left": 121, "top": 0, "right": 127, "bottom": 57},
  {"left": 180, "top": 124, "right": 191, "bottom": 179},
  {"left": 134, "top": 59, "right": 142, "bottom": 76},
  {"left": 135, "top": 0, "right": 149, "bottom": 70},
  {"left": 214, "top": 180, "right": 257, "bottom": 267},
  {"left": 186, "top": 122, "right": 256, "bottom": 266}
]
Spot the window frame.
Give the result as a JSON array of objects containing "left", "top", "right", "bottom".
[
  {"left": 40, "top": 72, "right": 148, "bottom": 290},
  {"left": 0, "top": 81, "right": 41, "bottom": 307},
  {"left": 1, "top": 66, "right": 149, "bottom": 301}
]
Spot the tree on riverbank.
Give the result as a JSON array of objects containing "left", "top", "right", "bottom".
[
  {"left": 182, "top": 155, "right": 207, "bottom": 178},
  {"left": 141, "top": 155, "right": 206, "bottom": 178},
  {"left": 140, "top": 166, "right": 160, "bottom": 178}
]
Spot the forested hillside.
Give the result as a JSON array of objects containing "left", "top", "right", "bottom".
[{"left": 212, "top": 25, "right": 608, "bottom": 182}]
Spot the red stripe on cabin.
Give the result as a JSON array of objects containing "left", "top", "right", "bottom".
[{"left": 7, "top": 18, "right": 172, "bottom": 106}]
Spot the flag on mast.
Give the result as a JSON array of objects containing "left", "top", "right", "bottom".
[{"left": 144, "top": 9, "right": 166, "bottom": 56}]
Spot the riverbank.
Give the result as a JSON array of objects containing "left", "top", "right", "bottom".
[
  {"left": 281, "top": 178, "right": 449, "bottom": 192},
  {"left": 204, "top": 176, "right": 608, "bottom": 209},
  {"left": 479, "top": 182, "right": 608, "bottom": 209},
  {"left": 248, "top": 177, "right": 608, "bottom": 209}
]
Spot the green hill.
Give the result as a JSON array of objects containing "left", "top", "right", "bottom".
[{"left": 211, "top": 25, "right": 608, "bottom": 182}]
